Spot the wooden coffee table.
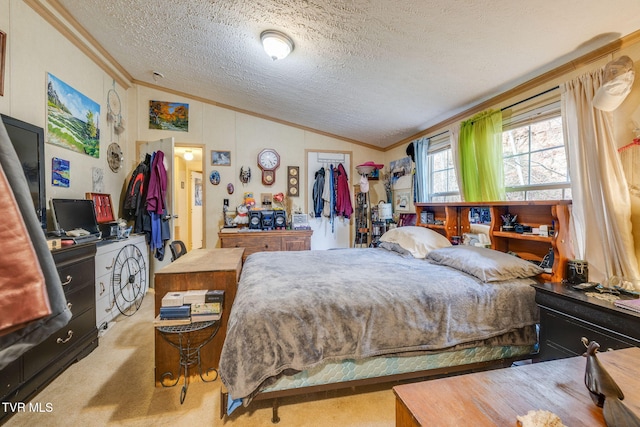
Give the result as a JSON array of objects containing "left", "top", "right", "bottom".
[{"left": 393, "top": 347, "right": 640, "bottom": 426}]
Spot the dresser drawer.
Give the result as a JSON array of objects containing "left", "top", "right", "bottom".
[
  {"left": 540, "top": 308, "right": 639, "bottom": 359},
  {"left": 66, "top": 283, "right": 95, "bottom": 318},
  {"left": 94, "top": 250, "right": 117, "bottom": 277},
  {"left": 23, "top": 308, "right": 96, "bottom": 378},
  {"left": 57, "top": 257, "right": 95, "bottom": 294},
  {"left": 0, "top": 358, "right": 22, "bottom": 399},
  {"left": 223, "top": 236, "right": 282, "bottom": 252}
]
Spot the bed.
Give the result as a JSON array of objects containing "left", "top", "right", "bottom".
[{"left": 219, "top": 226, "right": 549, "bottom": 422}]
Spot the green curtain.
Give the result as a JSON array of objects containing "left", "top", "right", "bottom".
[{"left": 458, "top": 109, "right": 505, "bottom": 201}]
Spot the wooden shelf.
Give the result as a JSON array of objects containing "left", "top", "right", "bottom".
[
  {"left": 414, "top": 200, "right": 573, "bottom": 282},
  {"left": 492, "top": 231, "right": 553, "bottom": 243},
  {"left": 424, "top": 224, "right": 445, "bottom": 230}
]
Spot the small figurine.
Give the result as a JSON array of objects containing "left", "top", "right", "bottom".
[
  {"left": 232, "top": 204, "right": 249, "bottom": 226},
  {"left": 501, "top": 213, "right": 517, "bottom": 231},
  {"left": 583, "top": 340, "right": 640, "bottom": 426}
]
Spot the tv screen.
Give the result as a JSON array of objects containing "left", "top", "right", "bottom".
[
  {"left": 1, "top": 114, "right": 47, "bottom": 230},
  {"left": 51, "top": 199, "right": 100, "bottom": 236}
]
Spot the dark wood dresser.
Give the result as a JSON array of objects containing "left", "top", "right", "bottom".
[
  {"left": 1, "top": 243, "right": 98, "bottom": 423},
  {"left": 532, "top": 282, "right": 640, "bottom": 361},
  {"left": 218, "top": 229, "right": 312, "bottom": 261}
]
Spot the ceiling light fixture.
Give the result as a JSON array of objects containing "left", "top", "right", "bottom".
[
  {"left": 260, "top": 30, "right": 294, "bottom": 61},
  {"left": 183, "top": 150, "right": 194, "bottom": 161}
]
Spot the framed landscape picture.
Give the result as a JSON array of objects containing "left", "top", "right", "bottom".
[
  {"left": 46, "top": 73, "right": 100, "bottom": 158},
  {"left": 211, "top": 150, "right": 231, "bottom": 166}
]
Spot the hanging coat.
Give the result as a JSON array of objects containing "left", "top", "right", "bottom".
[
  {"left": 335, "top": 163, "right": 353, "bottom": 218},
  {"left": 146, "top": 151, "right": 170, "bottom": 260},
  {"left": 0, "top": 121, "right": 71, "bottom": 369},
  {"left": 322, "top": 166, "right": 333, "bottom": 217},
  {"left": 312, "top": 167, "right": 325, "bottom": 218}
]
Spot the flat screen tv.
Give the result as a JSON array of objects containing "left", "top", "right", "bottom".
[{"left": 1, "top": 114, "right": 47, "bottom": 230}]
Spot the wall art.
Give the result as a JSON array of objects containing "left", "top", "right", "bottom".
[
  {"left": 47, "top": 73, "right": 101, "bottom": 158},
  {"left": 148, "top": 100, "right": 189, "bottom": 132},
  {"left": 52, "top": 157, "right": 70, "bottom": 188},
  {"left": 211, "top": 150, "right": 231, "bottom": 166},
  {"left": 209, "top": 170, "right": 220, "bottom": 185}
]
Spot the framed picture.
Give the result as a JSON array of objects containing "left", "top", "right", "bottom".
[
  {"left": 47, "top": 73, "right": 100, "bottom": 158},
  {"left": 211, "top": 150, "right": 231, "bottom": 166},
  {"left": 0, "top": 30, "right": 6, "bottom": 96},
  {"left": 148, "top": 100, "right": 189, "bottom": 132},
  {"left": 394, "top": 190, "right": 411, "bottom": 213}
]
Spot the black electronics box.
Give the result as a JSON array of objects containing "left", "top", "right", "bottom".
[
  {"left": 249, "top": 211, "right": 262, "bottom": 229},
  {"left": 274, "top": 210, "right": 287, "bottom": 229},
  {"left": 261, "top": 210, "right": 275, "bottom": 230},
  {"left": 205, "top": 290, "right": 224, "bottom": 306},
  {"left": 514, "top": 224, "right": 532, "bottom": 234}
]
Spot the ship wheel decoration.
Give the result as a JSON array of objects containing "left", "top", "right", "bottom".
[{"left": 111, "top": 244, "right": 147, "bottom": 316}]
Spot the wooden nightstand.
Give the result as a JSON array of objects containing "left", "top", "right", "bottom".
[{"left": 531, "top": 282, "right": 640, "bottom": 361}]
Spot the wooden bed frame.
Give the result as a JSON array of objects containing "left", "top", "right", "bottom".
[{"left": 219, "top": 200, "right": 573, "bottom": 423}]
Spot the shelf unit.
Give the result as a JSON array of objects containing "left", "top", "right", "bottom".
[{"left": 414, "top": 201, "right": 573, "bottom": 282}]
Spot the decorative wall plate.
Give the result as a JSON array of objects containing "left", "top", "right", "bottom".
[
  {"left": 209, "top": 170, "right": 220, "bottom": 185},
  {"left": 107, "top": 142, "right": 123, "bottom": 172}
]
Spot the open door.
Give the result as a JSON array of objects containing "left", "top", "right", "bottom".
[
  {"left": 190, "top": 170, "right": 203, "bottom": 249},
  {"left": 136, "top": 137, "right": 175, "bottom": 286}
]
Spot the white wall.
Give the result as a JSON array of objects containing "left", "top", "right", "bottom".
[
  {"left": 131, "top": 85, "right": 385, "bottom": 249},
  {"left": 1, "top": 0, "right": 130, "bottom": 229}
]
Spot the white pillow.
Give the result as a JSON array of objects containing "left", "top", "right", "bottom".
[{"left": 379, "top": 226, "right": 451, "bottom": 258}]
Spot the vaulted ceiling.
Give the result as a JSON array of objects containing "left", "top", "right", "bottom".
[{"left": 52, "top": 0, "right": 640, "bottom": 148}]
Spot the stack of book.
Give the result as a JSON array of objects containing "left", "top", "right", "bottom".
[
  {"left": 191, "top": 302, "right": 221, "bottom": 322},
  {"left": 154, "top": 289, "right": 225, "bottom": 326},
  {"left": 154, "top": 304, "right": 191, "bottom": 326}
]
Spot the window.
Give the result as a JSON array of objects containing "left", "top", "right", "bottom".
[
  {"left": 502, "top": 101, "right": 570, "bottom": 201},
  {"left": 428, "top": 133, "right": 460, "bottom": 202},
  {"left": 424, "top": 93, "right": 570, "bottom": 202}
]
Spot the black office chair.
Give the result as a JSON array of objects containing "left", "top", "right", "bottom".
[{"left": 169, "top": 240, "right": 187, "bottom": 261}]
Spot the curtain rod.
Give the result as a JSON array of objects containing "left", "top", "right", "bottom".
[
  {"left": 500, "top": 86, "right": 560, "bottom": 112},
  {"left": 414, "top": 86, "right": 561, "bottom": 143}
]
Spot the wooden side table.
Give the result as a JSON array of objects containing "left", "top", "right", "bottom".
[
  {"left": 393, "top": 347, "right": 640, "bottom": 427},
  {"left": 531, "top": 282, "right": 640, "bottom": 361},
  {"left": 153, "top": 248, "right": 243, "bottom": 386}
]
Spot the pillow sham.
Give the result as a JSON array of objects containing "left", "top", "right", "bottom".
[
  {"left": 379, "top": 226, "right": 451, "bottom": 258},
  {"left": 426, "top": 245, "right": 544, "bottom": 282}
]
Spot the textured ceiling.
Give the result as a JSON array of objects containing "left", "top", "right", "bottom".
[{"left": 54, "top": 0, "right": 640, "bottom": 148}]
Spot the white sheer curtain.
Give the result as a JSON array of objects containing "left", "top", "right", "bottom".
[
  {"left": 413, "top": 137, "right": 430, "bottom": 203},
  {"left": 448, "top": 125, "right": 463, "bottom": 200},
  {"left": 561, "top": 70, "right": 640, "bottom": 290}
]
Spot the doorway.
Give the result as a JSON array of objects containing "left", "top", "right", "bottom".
[{"left": 174, "top": 145, "right": 205, "bottom": 250}]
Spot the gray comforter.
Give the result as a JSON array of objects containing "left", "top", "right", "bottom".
[{"left": 219, "top": 248, "right": 538, "bottom": 400}]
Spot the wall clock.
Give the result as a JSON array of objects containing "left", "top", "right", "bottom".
[
  {"left": 107, "top": 142, "right": 123, "bottom": 172},
  {"left": 111, "top": 244, "right": 146, "bottom": 316},
  {"left": 287, "top": 166, "right": 299, "bottom": 197},
  {"left": 257, "top": 148, "right": 280, "bottom": 185}
]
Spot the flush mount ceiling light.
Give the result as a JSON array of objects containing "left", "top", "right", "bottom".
[
  {"left": 260, "top": 30, "right": 294, "bottom": 61},
  {"left": 183, "top": 150, "right": 194, "bottom": 161}
]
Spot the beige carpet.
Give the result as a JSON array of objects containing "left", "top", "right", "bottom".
[{"left": 4, "top": 290, "right": 395, "bottom": 427}]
